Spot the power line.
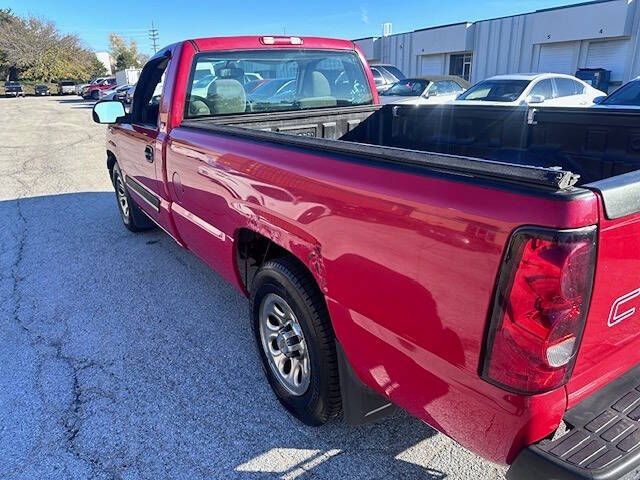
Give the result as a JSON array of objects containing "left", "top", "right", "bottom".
[{"left": 149, "top": 21, "right": 159, "bottom": 54}]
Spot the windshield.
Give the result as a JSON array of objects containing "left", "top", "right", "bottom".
[
  {"left": 601, "top": 80, "right": 640, "bottom": 106},
  {"left": 458, "top": 79, "right": 530, "bottom": 102},
  {"left": 60, "top": 81, "right": 74, "bottom": 86},
  {"left": 186, "top": 49, "right": 373, "bottom": 118},
  {"left": 381, "top": 79, "right": 429, "bottom": 96}
]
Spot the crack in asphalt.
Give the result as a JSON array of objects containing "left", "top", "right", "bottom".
[{"left": 2, "top": 197, "right": 119, "bottom": 480}]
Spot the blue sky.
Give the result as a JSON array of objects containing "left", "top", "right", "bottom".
[{"left": 5, "top": 0, "right": 589, "bottom": 54}]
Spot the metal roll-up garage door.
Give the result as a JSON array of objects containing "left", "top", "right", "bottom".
[
  {"left": 420, "top": 54, "right": 443, "bottom": 75},
  {"left": 538, "top": 42, "right": 575, "bottom": 74},
  {"left": 586, "top": 39, "right": 630, "bottom": 82}
]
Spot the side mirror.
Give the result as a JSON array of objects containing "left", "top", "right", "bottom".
[
  {"left": 527, "top": 94, "right": 545, "bottom": 104},
  {"left": 593, "top": 95, "right": 606, "bottom": 104},
  {"left": 92, "top": 100, "right": 126, "bottom": 124}
]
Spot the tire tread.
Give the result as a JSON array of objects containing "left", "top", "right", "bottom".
[{"left": 251, "top": 256, "right": 342, "bottom": 423}]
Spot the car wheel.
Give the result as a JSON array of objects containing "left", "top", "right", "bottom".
[
  {"left": 91, "top": 90, "right": 99, "bottom": 100},
  {"left": 111, "top": 163, "right": 155, "bottom": 232},
  {"left": 250, "top": 257, "right": 341, "bottom": 426}
]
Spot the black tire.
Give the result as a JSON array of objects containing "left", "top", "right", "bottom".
[
  {"left": 91, "top": 90, "right": 99, "bottom": 100},
  {"left": 250, "top": 257, "right": 341, "bottom": 426},
  {"left": 111, "top": 163, "right": 154, "bottom": 232}
]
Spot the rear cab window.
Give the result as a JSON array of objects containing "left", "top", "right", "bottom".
[{"left": 185, "top": 49, "right": 373, "bottom": 118}]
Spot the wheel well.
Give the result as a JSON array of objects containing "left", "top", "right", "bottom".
[{"left": 236, "top": 229, "right": 309, "bottom": 293}]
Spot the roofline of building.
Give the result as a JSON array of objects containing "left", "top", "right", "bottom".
[
  {"left": 413, "top": 21, "right": 470, "bottom": 34},
  {"left": 534, "top": 0, "right": 617, "bottom": 14},
  {"left": 353, "top": 0, "right": 624, "bottom": 42}
]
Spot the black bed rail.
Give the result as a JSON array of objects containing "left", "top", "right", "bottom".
[{"left": 181, "top": 119, "right": 580, "bottom": 191}]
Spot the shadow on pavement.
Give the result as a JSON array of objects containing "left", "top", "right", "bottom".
[
  {"left": 53, "top": 97, "right": 95, "bottom": 109},
  {"left": 0, "top": 192, "right": 455, "bottom": 480}
]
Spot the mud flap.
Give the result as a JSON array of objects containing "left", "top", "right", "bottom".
[{"left": 336, "top": 340, "right": 396, "bottom": 425}]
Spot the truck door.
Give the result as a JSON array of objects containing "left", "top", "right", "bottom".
[{"left": 113, "top": 53, "right": 174, "bottom": 233}]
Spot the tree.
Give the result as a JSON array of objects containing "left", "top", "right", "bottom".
[
  {"left": 88, "top": 55, "right": 107, "bottom": 78},
  {"left": 0, "top": 8, "right": 14, "bottom": 80},
  {"left": 109, "top": 33, "right": 143, "bottom": 70},
  {"left": 0, "top": 11, "right": 105, "bottom": 82}
]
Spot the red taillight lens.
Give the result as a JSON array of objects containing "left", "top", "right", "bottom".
[{"left": 481, "top": 226, "right": 597, "bottom": 394}]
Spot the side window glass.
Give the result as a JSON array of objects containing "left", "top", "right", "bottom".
[
  {"left": 573, "top": 80, "right": 585, "bottom": 95},
  {"left": 371, "top": 68, "right": 384, "bottom": 86},
  {"left": 131, "top": 56, "right": 170, "bottom": 127},
  {"left": 379, "top": 68, "right": 396, "bottom": 84},
  {"left": 555, "top": 78, "right": 575, "bottom": 97},
  {"left": 529, "top": 79, "right": 553, "bottom": 100}
]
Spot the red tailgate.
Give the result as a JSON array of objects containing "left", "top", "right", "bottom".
[{"left": 567, "top": 202, "right": 640, "bottom": 407}]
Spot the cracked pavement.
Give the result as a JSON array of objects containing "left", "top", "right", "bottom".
[{"left": 0, "top": 96, "right": 507, "bottom": 480}]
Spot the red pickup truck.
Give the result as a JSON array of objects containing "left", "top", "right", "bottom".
[
  {"left": 85, "top": 77, "right": 117, "bottom": 100},
  {"left": 92, "top": 36, "right": 640, "bottom": 479}
]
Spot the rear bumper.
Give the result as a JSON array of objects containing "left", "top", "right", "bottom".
[{"left": 507, "top": 364, "right": 640, "bottom": 480}]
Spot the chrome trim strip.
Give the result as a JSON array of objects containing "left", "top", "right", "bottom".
[{"left": 171, "top": 203, "right": 227, "bottom": 241}]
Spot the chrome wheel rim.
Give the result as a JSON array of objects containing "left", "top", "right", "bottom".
[
  {"left": 115, "top": 174, "right": 130, "bottom": 221},
  {"left": 259, "top": 293, "right": 311, "bottom": 396}
]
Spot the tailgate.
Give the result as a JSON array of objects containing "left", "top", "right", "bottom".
[{"left": 568, "top": 176, "right": 640, "bottom": 406}]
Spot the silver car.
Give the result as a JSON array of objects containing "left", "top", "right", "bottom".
[{"left": 58, "top": 81, "right": 76, "bottom": 95}]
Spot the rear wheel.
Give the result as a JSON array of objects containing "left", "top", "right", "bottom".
[
  {"left": 111, "top": 163, "right": 154, "bottom": 232},
  {"left": 250, "top": 257, "right": 341, "bottom": 426}
]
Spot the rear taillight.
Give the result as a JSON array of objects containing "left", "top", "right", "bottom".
[{"left": 481, "top": 226, "right": 597, "bottom": 394}]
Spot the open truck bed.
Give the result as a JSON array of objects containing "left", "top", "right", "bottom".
[{"left": 182, "top": 104, "right": 640, "bottom": 218}]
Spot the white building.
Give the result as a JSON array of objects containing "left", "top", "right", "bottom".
[
  {"left": 95, "top": 52, "right": 113, "bottom": 75},
  {"left": 355, "top": 0, "right": 640, "bottom": 91}
]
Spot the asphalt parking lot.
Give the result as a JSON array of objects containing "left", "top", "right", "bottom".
[{"left": 0, "top": 95, "right": 507, "bottom": 480}]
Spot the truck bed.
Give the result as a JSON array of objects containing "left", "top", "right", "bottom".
[{"left": 181, "top": 104, "right": 640, "bottom": 219}]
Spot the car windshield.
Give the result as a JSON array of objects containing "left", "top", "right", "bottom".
[
  {"left": 601, "top": 80, "right": 640, "bottom": 106},
  {"left": 381, "top": 79, "right": 429, "bottom": 96},
  {"left": 186, "top": 49, "right": 373, "bottom": 117},
  {"left": 458, "top": 79, "right": 531, "bottom": 102},
  {"left": 5, "top": 81, "right": 19, "bottom": 87},
  {"left": 60, "top": 81, "right": 74, "bottom": 86}
]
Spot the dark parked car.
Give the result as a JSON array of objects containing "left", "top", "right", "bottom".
[
  {"left": 4, "top": 81, "right": 25, "bottom": 97},
  {"left": 593, "top": 77, "right": 640, "bottom": 109},
  {"left": 34, "top": 84, "right": 50, "bottom": 96}
]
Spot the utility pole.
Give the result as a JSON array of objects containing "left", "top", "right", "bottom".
[{"left": 149, "top": 21, "right": 159, "bottom": 54}]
